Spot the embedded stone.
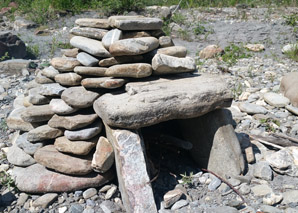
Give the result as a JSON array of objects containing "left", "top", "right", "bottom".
[
  {"left": 7, "top": 107, "right": 40, "bottom": 131},
  {"left": 61, "top": 86, "right": 100, "bottom": 108},
  {"left": 50, "top": 57, "right": 80, "bottom": 72},
  {"left": 102, "top": 29, "right": 122, "bottom": 50},
  {"left": 81, "top": 77, "right": 126, "bottom": 89},
  {"left": 76, "top": 52, "right": 99, "bottom": 67},
  {"left": 64, "top": 121, "right": 102, "bottom": 141},
  {"left": 34, "top": 145, "right": 92, "bottom": 175},
  {"left": 54, "top": 136, "right": 97, "bottom": 155},
  {"left": 48, "top": 114, "right": 98, "bottom": 130},
  {"left": 41, "top": 66, "right": 59, "bottom": 79},
  {"left": 7, "top": 145, "right": 36, "bottom": 166},
  {"left": 15, "top": 133, "right": 43, "bottom": 155},
  {"left": 109, "top": 37, "right": 159, "bottom": 56},
  {"left": 74, "top": 66, "right": 107, "bottom": 76},
  {"left": 49, "top": 99, "right": 78, "bottom": 115},
  {"left": 70, "top": 36, "right": 111, "bottom": 57},
  {"left": 70, "top": 27, "right": 108, "bottom": 40},
  {"left": 39, "top": 83, "right": 66, "bottom": 96},
  {"left": 106, "top": 63, "right": 152, "bottom": 78},
  {"left": 35, "top": 72, "right": 54, "bottom": 84},
  {"left": 63, "top": 48, "right": 79, "bottom": 58},
  {"left": 28, "top": 87, "right": 50, "bottom": 105},
  {"left": 75, "top": 18, "right": 110, "bottom": 29},
  {"left": 111, "top": 17, "right": 163, "bottom": 31},
  {"left": 98, "top": 55, "right": 144, "bottom": 67},
  {"left": 264, "top": 92, "right": 290, "bottom": 108},
  {"left": 159, "top": 36, "right": 174, "bottom": 48},
  {"left": 55, "top": 73, "right": 82, "bottom": 86},
  {"left": 21, "top": 105, "right": 54, "bottom": 123},
  {"left": 157, "top": 46, "right": 187, "bottom": 58},
  {"left": 27, "top": 125, "right": 63, "bottom": 142}
]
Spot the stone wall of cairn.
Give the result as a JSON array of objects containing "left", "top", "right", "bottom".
[{"left": 6, "top": 16, "right": 197, "bottom": 193}]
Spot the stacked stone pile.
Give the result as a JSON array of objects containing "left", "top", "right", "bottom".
[{"left": 6, "top": 16, "right": 244, "bottom": 212}]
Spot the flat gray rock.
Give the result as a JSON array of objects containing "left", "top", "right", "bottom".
[
  {"left": 16, "top": 133, "right": 43, "bottom": 155},
  {"left": 286, "top": 104, "right": 298, "bottom": 116},
  {"left": 49, "top": 99, "right": 78, "bottom": 115},
  {"left": 48, "top": 114, "right": 98, "bottom": 130},
  {"left": 28, "top": 87, "right": 50, "bottom": 105},
  {"left": 157, "top": 46, "right": 187, "bottom": 58},
  {"left": 21, "top": 104, "right": 54, "bottom": 123},
  {"left": 7, "top": 107, "right": 40, "bottom": 131},
  {"left": 61, "top": 86, "right": 100, "bottom": 108},
  {"left": 94, "top": 74, "right": 232, "bottom": 129},
  {"left": 75, "top": 18, "right": 110, "bottom": 29},
  {"left": 112, "top": 17, "right": 163, "bottom": 31},
  {"left": 81, "top": 77, "right": 126, "bottom": 89},
  {"left": 64, "top": 121, "right": 102, "bottom": 141},
  {"left": 98, "top": 55, "right": 144, "bottom": 67},
  {"left": 27, "top": 125, "right": 63, "bottom": 142},
  {"left": 76, "top": 52, "right": 99, "bottom": 67},
  {"left": 105, "top": 63, "right": 152, "bottom": 78},
  {"left": 70, "top": 27, "right": 108, "bottom": 40},
  {"left": 54, "top": 73, "right": 82, "bottom": 86},
  {"left": 109, "top": 37, "right": 159, "bottom": 56},
  {"left": 41, "top": 66, "right": 59, "bottom": 79},
  {"left": 70, "top": 36, "right": 111, "bottom": 57},
  {"left": 50, "top": 57, "right": 80, "bottom": 72},
  {"left": 7, "top": 145, "right": 36, "bottom": 166},
  {"left": 32, "top": 193, "right": 58, "bottom": 209},
  {"left": 239, "top": 102, "right": 268, "bottom": 114},
  {"left": 152, "top": 54, "right": 196, "bottom": 75},
  {"left": 264, "top": 92, "right": 290, "bottom": 108},
  {"left": 102, "top": 29, "right": 122, "bottom": 50},
  {"left": 74, "top": 66, "right": 107, "bottom": 76},
  {"left": 39, "top": 83, "right": 66, "bottom": 96},
  {"left": 54, "top": 136, "right": 97, "bottom": 155}
]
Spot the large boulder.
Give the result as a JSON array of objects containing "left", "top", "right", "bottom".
[
  {"left": 0, "top": 31, "right": 26, "bottom": 60},
  {"left": 94, "top": 74, "right": 233, "bottom": 129},
  {"left": 280, "top": 72, "right": 298, "bottom": 107}
]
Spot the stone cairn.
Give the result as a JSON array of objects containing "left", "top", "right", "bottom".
[{"left": 6, "top": 16, "right": 245, "bottom": 212}]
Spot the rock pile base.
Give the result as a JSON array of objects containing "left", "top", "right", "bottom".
[{"left": 6, "top": 15, "right": 244, "bottom": 212}]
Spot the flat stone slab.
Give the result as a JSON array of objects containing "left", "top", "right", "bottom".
[
  {"left": 76, "top": 52, "right": 99, "bottom": 67},
  {"left": 239, "top": 102, "right": 268, "bottom": 115},
  {"left": 74, "top": 66, "right": 107, "bottom": 76},
  {"left": 49, "top": 99, "right": 78, "bottom": 115},
  {"left": 64, "top": 121, "right": 102, "bottom": 140},
  {"left": 70, "top": 36, "right": 111, "bottom": 57},
  {"left": 50, "top": 57, "right": 80, "bottom": 72},
  {"left": 106, "top": 63, "right": 152, "bottom": 78},
  {"left": 70, "top": 27, "right": 108, "bottom": 40},
  {"left": 48, "top": 114, "right": 98, "bottom": 130},
  {"left": 81, "top": 77, "right": 126, "bottom": 89},
  {"left": 109, "top": 37, "right": 159, "bottom": 56},
  {"left": 7, "top": 107, "right": 40, "bottom": 131},
  {"left": 55, "top": 73, "right": 82, "bottom": 86},
  {"left": 27, "top": 125, "right": 63, "bottom": 142},
  {"left": 61, "top": 86, "right": 100, "bottom": 108},
  {"left": 39, "top": 83, "right": 66, "bottom": 96},
  {"left": 54, "top": 136, "right": 97, "bottom": 155},
  {"left": 264, "top": 92, "right": 290, "bottom": 108},
  {"left": 92, "top": 136, "right": 114, "bottom": 173},
  {"left": 98, "top": 55, "right": 144, "bottom": 67},
  {"left": 75, "top": 18, "right": 110, "bottom": 29},
  {"left": 21, "top": 105, "right": 54, "bottom": 123},
  {"left": 12, "top": 164, "right": 113, "bottom": 193},
  {"left": 157, "top": 46, "right": 187, "bottom": 58},
  {"left": 34, "top": 145, "right": 92, "bottom": 175},
  {"left": 16, "top": 133, "right": 43, "bottom": 155},
  {"left": 7, "top": 145, "right": 36, "bottom": 166},
  {"left": 41, "top": 66, "right": 59, "bottom": 79},
  {"left": 102, "top": 29, "right": 122, "bottom": 49},
  {"left": 94, "top": 74, "right": 233, "bottom": 129},
  {"left": 111, "top": 17, "right": 163, "bottom": 31}
]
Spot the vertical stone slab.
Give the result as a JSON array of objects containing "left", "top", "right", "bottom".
[
  {"left": 105, "top": 124, "right": 157, "bottom": 213},
  {"left": 178, "top": 109, "right": 245, "bottom": 178}
]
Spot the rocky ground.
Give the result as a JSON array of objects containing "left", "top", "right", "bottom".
[{"left": 1, "top": 5, "right": 298, "bottom": 213}]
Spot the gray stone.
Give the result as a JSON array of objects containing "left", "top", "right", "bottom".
[
  {"left": 109, "top": 37, "right": 159, "bottom": 56},
  {"left": 206, "top": 206, "right": 238, "bottom": 213},
  {"left": 7, "top": 145, "right": 36, "bottom": 166},
  {"left": 6, "top": 107, "right": 39, "bottom": 131},
  {"left": 208, "top": 177, "right": 221, "bottom": 191},
  {"left": 285, "top": 208, "right": 298, "bottom": 213},
  {"left": 61, "top": 86, "right": 100, "bottom": 109},
  {"left": 94, "top": 74, "right": 232, "bottom": 129},
  {"left": 253, "top": 161, "right": 273, "bottom": 181},
  {"left": 105, "top": 63, "right": 152, "bottom": 78},
  {"left": 263, "top": 193, "right": 283, "bottom": 205},
  {"left": 75, "top": 18, "right": 110, "bottom": 29},
  {"left": 83, "top": 188, "right": 97, "bottom": 199},
  {"left": 64, "top": 122, "right": 102, "bottom": 141},
  {"left": 49, "top": 99, "right": 78, "bottom": 115},
  {"left": 74, "top": 66, "right": 107, "bottom": 76},
  {"left": 35, "top": 72, "right": 54, "bottom": 84},
  {"left": 280, "top": 72, "right": 298, "bottom": 107},
  {"left": 92, "top": 136, "right": 114, "bottom": 173},
  {"left": 32, "top": 193, "right": 58, "bottom": 208},
  {"left": 27, "top": 125, "right": 63, "bottom": 142},
  {"left": 171, "top": 200, "right": 188, "bottom": 210},
  {"left": 70, "top": 204, "right": 84, "bottom": 213},
  {"left": 260, "top": 205, "right": 283, "bottom": 213},
  {"left": 0, "top": 59, "right": 32, "bottom": 75},
  {"left": 54, "top": 136, "right": 97, "bottom": 155},
  {"left": 21, "top": 104, "right": 54, "bottom": 122},
  {"left": 16, "top": 133, "right": 43, "bottom": 155},
  {"left": 48, "top": 113, "right": 98, "bottom": 130},
  {"left": 286, "top": 105, "right": 298, "bottom": 116},
  {"left": 34, "top": 145, "right": 92, "bottom": 175},
  {"left": 152, "top": 54, "right": 196, "bottom": 75},
  {"left": 28, "top": 87, "right": 50, "bottom": 105},
  {"left": 63, "top": 48, "right": 79, "bottom": 57},
  {"left": 239, "top": 102, "right": 268, "bottom": 114},
  {"left": 282, "top": 190, "right": 298, "bottom": 205},
  {"left": 105, "top": 185, "right": 117, "bottom": 200},
  {"left": 178, "top": 109, "right": 245, "bottom": 178},
  {"left": 157, "top": 46, "right": 187, "bottom": 58},
  {"left": 51, "top": 57, "right": 81, "bottom": 72},
  {"left": 239, "top": 183, "right": 251, "bottom": 195},
  {"left": 70, "top": 36, "right": 111, "bottom": 57},
  {"left": 12, "top": 164, "right": 113, "bottom": 193},
  {"left": 282, "top": 44, "right": 297, "bottom": 53},
  {"left": 41, "top": 66, "right": 59, "bottom": 79},
  {"left": 70, "top": 27, "right": 108, "bottom": 40},
  {"left": 264, "top": 92, "right": 290, "bottom": 107},
  {"left": 251, "top": 184, "right": 273, "bottom": 196},
  {"left": 17, "top": 193, "right": 28, "bottom": 206},
  {"left": 111, "top": 17, "right": 163, "bottom": 30},
  {"left": 55, "top": 73, "right": 82, "bottom": 86},
  {"left": 81, "top": 77, "right": 126, "bottom": 89},
  {"left": 102, "top": 29, "right": 122, "bottom": 50},
  {"left": 39, "top": 83, "right": 66, "bottom": 96},
  {"left": 159, "top": 36, "right": 174, "bottom": 48},
  {"left": 76, "top": 52, "right": 99, "bottom": 67},
  {"left": 105, "top": 125, "right": 157, "bottom": 213}
]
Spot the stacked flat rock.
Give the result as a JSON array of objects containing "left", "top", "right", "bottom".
[{"left": 6, "top": 16, "right": 240, "bottom": 212}]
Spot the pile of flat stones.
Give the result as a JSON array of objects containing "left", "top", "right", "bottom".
[{"left": 5, "top": 16, "right": 244, "bottom": 212}]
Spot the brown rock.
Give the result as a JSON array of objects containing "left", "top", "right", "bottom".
[
  {"left": 159, "top": 36, "right": 174, "bottom": 48},
  {"left": 81, "top": 77, "right": 126, "bottom": 89},
  {"left": 12, "top": 164, "right": 114, "bottom": 193},
  {"left": 55, "top": 73, "right": 82, "bottom": 86},
  {"left": 70, "top": 27, "right": 108, "bottom": 40},
  {"left": 199, "top": 45, "right": 223, "bottom": 59},
  {"left": 122, "top": 31, "right": 151, "bottom": 39},
  {"left": 75, "top": 18, "right": 110, "bottom": 29},
  {"left": 48, "top": 114, "right": 98, "bottom": 130},
  {"left": 92, "top": 137, "right": 114, "bottom": 173},
  {"left": 157, "top": 46, "right": 187, "bottom": 58},
  {"left": 98, "top": 56, "right": 144, "bottom": 67},
  {"left": 7, "top": 107, "right": 40, "bottom": 131},
  {"left": 106, "top": 63, "right": 152, "bottom": 78},
  {"left": 21, "top": 104, "right": 54, "bottom": 123},
  {"left": 50, "top": 57, "right": 81, "bottom": 72},
  {"left": 62, "top": 48, "right": 79, "bottom": 58},
  {"left": 163, "top": 188, "right": 183, "bottom": 208},
  {"left": 54, "top": 136, "right": 97, "bottom": 155},
  {"left": 74, "top": 66, "right": 107, "bottom": 76},
  {"left": 35, "top": 72, "right": 54, "bottom": 84},
  {"left": 27, "top": 125, "right": 63, "bottom": 142},
  {"left": 34, "top": 145, "right": 92, "bottom": 175}
]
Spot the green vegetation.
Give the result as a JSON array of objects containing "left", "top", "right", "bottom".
[
  {"left": 284, "top": 44, "right": 298, "bottom": 62},
  {"left": 284, "top": 14, "right": 298, "bottom": 27},
  {"left": 193, "top": 23, "right": 207, "bottom": 35},
  {"left": 180, "top": 172, "right": 193, "bottom": 185},
  {"left": 27, "top": 44, "right": 40, "bottom": 58},
  {"left": 0, "top": 171, "right": 16, "bottom": 191},
  {"left": 0, "top": 119, "right": 8, "bottom": 132},
  {"left": 221, "top": 43, "right": 252, "bottom": 66},
  {"left": 0, "top": 52, "right": 10, "bottom": 62},
  {"left": 260, "top": 118, "right": 280, "bottom": 133},
  {"left": 232, "top": 82, "right": 243, "bottom": 99}
]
